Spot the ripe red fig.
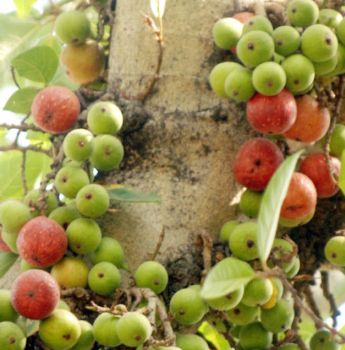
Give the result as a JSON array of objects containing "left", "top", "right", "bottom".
[
  {"left": 246, "top": 90, "right": 297, "bottom": 134},
  {"left": 233, "top": 138, "right": 284, "bottom": 191},
  {"left": 11, "top": 270, "right": 60, "bottom": 320},
  {"left": 17, "top": 216, "right": 67, "bottom": 268},
  {"left": 31, "top": 86, "right": 80, "bottom": 133}
]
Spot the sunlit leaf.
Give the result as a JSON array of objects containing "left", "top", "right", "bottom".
[
  {"left": 257, "top": 150, "right": 303, "bottom": 264},
  {"left": 4, "top": 87, "right": 39, "bottom": 114},
  {"left": 150, "top": 0, "right": 167, "bottom": 18},
  {"left": 108, "top": 187, "right": 161, "bottom": 203},
  {"left": 0, "top": 252, "right": 18, "bottom": 278},
  {"left": 13, "top": 0, "right": 38, "bottom": 18},
  {"left": 200, "top": 257, "right": 255, "bottom": 300}
]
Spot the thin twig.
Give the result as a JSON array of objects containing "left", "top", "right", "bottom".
[
  {"left": 150, "top": 226, "right": 166, "bottom": 261},
  {"left": 0, "top": 144, "right": 51, "bottom": 156},
  {"left": 303, "top": 285, "right": 322, "bottom": 321},
  {"left": 0, "top": 123, "right": 42, "bottom": 132},
  {"left": 11, "top": 67, "right": 20, "bottom": 89},
  {"left": 321, "top": 271, "right": 340, "bottom": 327},
  {"left": 199, "top": 231, "right": 213, "bottom": 284}
]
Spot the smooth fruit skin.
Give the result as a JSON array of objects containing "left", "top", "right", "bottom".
[
  {"left": 55, "top": 166, "right": 90, "bottom": 198},
  {"left": 76, "top": 184, "right": 110, "bottom": 218},
  {"left": 90, "top": 237, "right": 125, "bottom": 268},
  {"left": 0, "top": 321, "right": 26, "bottom": 350},
  {"left": 66, "top": 218, "right": 102, "bottom": 254},
  {"left": 93, "top": 313, "right": 121, "bottom": 347},
  {"left": 209, "top": 62, "right": 243, "bottom": 97},
  {"left": 310, "top": 329, "right": 339, "bottom": 350},
  {"left": 61, "top": 40, "right": 104, "bottom": 85},
  {"left": 279, "top": 343, "right": 301, "bottom": 350},
  {"left": 314, "top": 55, "right": 338, "bottom": 76},
  {"left": 284, "top": 95, "right": 330, "bottom": 143},
  {"left": 299, "top": 153, "right": 340, "bottom": 198},
  {"left": 206, "top": 286, "right": 244, "bottom": 311},
  {"left": 49, "top": 205, "right": 81, "bottom": 230},
  {"left": 226, "top": 303, "right": 259, "bottom": 325},
  {"left": 31, "top": 86, "right": 80, "bottom": 133},
  {"left": 233, "top": 138, "right": 284, "bottom": 191},
  {"left": 55, "top": 10, "right": 90, "bottom": 45},
  {"left": 63, "top": 129, "right": 94, "bottom": 162},
  {"left": 212, "top": 18, "right": 243, "bottom": 49},
  {"left": 0, "top": 200, "right": 31, "bottom": 234},
  {"left": 219, "top": 220, "right": 239, "bottom": 241},
  {"left": 176, "top": 334, "right": 209, "bottom": 350},
  {"left": 239, "top": 321, "right": 273, "bottom": 349},
  {"left": 24, "top": 189, "right": 58, "bottom": 217},
  {"left": 88, "top": 262, "right": 121, "bottom": 296},
  {"left": 51, "top": 257, "right": 89, "bottom": 288},
  {"left": 239, "top": 190, "right": 262, "bottom": 218},
  {"left": 242, "top": 15, "right": 273, "bottom": 35},
  {"left": 70, "top": 320, "right": 94, "bottom": 350},
  {"left": 273, "top": 26, "right": 300, "bottom": 56},
  {"left": 337, "top": 18, "right": 345, "bottom": 46},
  {"left": 261, "top": 299, "right": 294, "bottom": 333},
  {"left": 229, "top": 222, "right": 258, "bottom": 261},
  {"left": 224, "top": 68, "right": 255, "bottom": 102},
  {"left": 116, "top": 312, "right": 152, "bottom": 347},
  {"left": 319, "top": 9, "right": 343, "bottom": 29},
  {"left": 17, "top": 216, "right": 67, "bottom": 268},
  {"left": 134, "top": 261, "right": 169, "bottom": 294},
  {"left": 11, "top": 270, "right": 60, "bottom": 320},
  {"left": 0, "top": 233, "right": 11, "bottom": 252},
  {"left": 325, "top": 236, "right": 345, "bottom": 266},
  {"left": 330, "top": 123, "right": 345, "bottom": 157},
  {"left": 39, "top": 309, "right": 81, "bottom": 350},
  {"left": 246, "top": 90, "right": 297, "bottom": 134},
  {"left": 87, "top": 101, "right": 123, "bottom": 135},
  {"left": 1, "top": 231, "right": 18, "bottom": 253},
  {"left": 287, "top": 0, "right": 319, "bottom": 28},
  {"left": 170, "top": 285, "right": 208, "bottom": 325},
  {"left": 0, "top": 290, "right": 18, "bottom": 322},
  {"left": 90, "top": 135, "right": 124, "bottom": 171},
  {"left": 242, "top": 278, "right": 273, "bottom": 307},
  {"left": 236, "top": 31, "right": 274, "bottom": 68}
]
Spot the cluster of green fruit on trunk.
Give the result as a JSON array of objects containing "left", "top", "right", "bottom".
[{"left": 210, "top": 0, "right": 345, "bottom": 102}]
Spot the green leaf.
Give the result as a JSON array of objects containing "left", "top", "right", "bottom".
[
  {"left": 338, "top": 150, "right": 345, "bottom": 195},
  {"left": 14, "top": 0, "right": 38, "bottom": 17},
  {"left": 150, "top": 0, "right": 166, "bottom": 18},
  {"left": 4, "top": 87, "right": 39, "bottom": 114},
  {"left": 200, "top": 257, "right": 255, "bottom": 300},
  {"left": 257, "top": 150, "right": 304, "bottom": 264},
  {"left": 0, "top": 252, "right": 18, "bottom": 278},
  {"left": 108, "top": 187, "right": 161, "bottom": 203},
  {"left": 198, "top": 322, "right": 232, "bottom": 350},
  {"left": 12, "top": 46, "right": 59, "bottom": 84}
]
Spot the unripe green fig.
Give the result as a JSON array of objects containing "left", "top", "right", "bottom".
[
  {"left": 206, "top": 286, "right": 244, "bottom": 311},
  {"left": 243, "top": 15, "right": 273, "bottom": 35},
  {"left": 262, "top": 278, "right": 284, "bottom": 309},
  {"left": 0, "top": 290, "right": 18, "bottom": 322},
  {"left": 279, "top": 343, "right": 301, "bottom": 350},
  {"left": 88, "top": 262, "right": 121, "bottom": 296},
  {"left": 310, "top": 329, "right": 339, "bottom": 350},
  {"left": 337, "top": 19, "right": 345, "bottom": 46},
  {"left": 116, "top": 312, "right": 152, "bottom": 347},
  {"left": 252, "top": 62, "right": 286, "bottom": 96},
  {"left": 57, "top": 300, "right": 71, "bottom": 311},
  {"left": 224, "top": 68, "right": 255, "bottom": 102},
  {"left": 269, "top": 238, "right": 297, "bottom": 272},
  {"left": 219, "top": 219, "right": 239, "bottom": 241},
  {"left": 314, "top": 55, "right": 338, "bottom": 76},
  {"left": 1, "top": 231, "right": 18, "bottom": 253},
  {"left": 226, "top": 303, "right": 259, "bottom": 325},
  {"left": 239, "top": 321, "right": 273, "bottom": 349},
  {"left": 0, "top": 321, "right": 26, "bottom": 350},
  {"left": 51, "top": 257, "right": 89, "bottom": 288},
  {"left": 87, "top": 101, "right": 123, "bottom": 135},
  {"left": 286, "top": 256, "right": 300, "bottom": 278},
  {"left": 212, "top": 18, "right": 243, "bottom": 49},
  {"left": 39, "top": 309, "right": 81, "bottom": 350},
  {"left": 273, "top": 26, "right": 300, "bottom": 56},
  {"left": 273, "top": 52, "right": 285, "bottom": 64},
  {"left": 325, "top": 236, "right": 345, "bottom": 266},
  {"left": 170, "top": 285, "right": 208, "bottom": 325},
  {"left": 176, "top": 333, "right": 209, "bottom": 350},
  {"left": 261, "top": 299, "right": 294, "bottom": 333},
  {"left": 24, "top": 189, "right": 58, "bottom": 217},
  {"left": 55, "top": 10, "right": 90, "bottom": 45},
  {"left": 76, "top": 184, "right": 109, "bottom": 218},
  {"left": 49, "top": 205, "right": 81, "bottom": 230},
  {"left": 229, "top": 222, "right": 258, "bottom": 261},
  {"left": 319, "top": 9, "right": 342, "bottom": 29},
  {"left": 287, "top": 0, "right": 319, "bottom": 28},
  {"left": 93, "top": 313, "right": 121, "bottom": 347},
  {"left": 90, "top": 135, "right": 124, "bottom": 171},
  {"left": 0, "top": 200, "right": 31, "bottom": 234},
  {"left": 70, "top": 320, "right": 94, "bottom": 350},
  {"left": 63, "top": 129, "right": 94, "bottom": 162},
  {"left": 89, "top": 237, "right": 125, "bottom": 268},
  {"left": 209, "top": 62, "right": 243, "bottom": 97},
  {"left": 330, "top": 124, "right": 345, "bottom": 157},
  {"left": 239, "top": 190, "right": 262, "bottom": 218},
  {"left": 67, "top": 218, "right": 102, "bottom": 254},
  {"left": 134, "top": 261, "right": 168, "bottom": 294},
  {"left": 242, "top": 277, "right": 273, "bottom": 307},
  {"left": 236, "top": 31, "right": 274, "bottom": 68},
  {"left": 55, "top": 166, "right": 90, "bottom": 199}
]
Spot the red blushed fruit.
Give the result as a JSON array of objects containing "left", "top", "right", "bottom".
[
  {"left": 283, "top": 95, "right": 330, "bottom": 143},
  {"left": 0, "top": 232, "right": 11, "bottom": 252},
  {"left": 11, "top": 270, "right": 60, "bottom": 320},
  {"left": 233, "top": 138, "right": 284, "bottom": 191},
  {"left": 17, "top": 216, "right": 67, "bottom": 268},
  {"left": 299, "top": 153, "right": 340, "bottom": 198},
  {"left": 246, "top": 90, "right": 297, "bottom": 134},
  {"left": 31, "top": 86, "right": 80, "bottom": 133},
  {"left": 280, "top": 172, "right": 317, "bottom": 222}
]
